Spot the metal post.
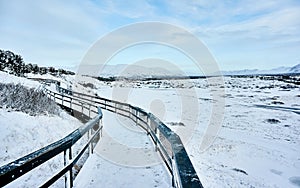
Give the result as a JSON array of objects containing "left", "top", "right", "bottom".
[
  {"left": 136, "top": 110, "right": 138, "bottom": 126},
  {"left": 100, "top": 119, "right": 103, "bottom": 137},
  {"left": 171, "top": 154, "right": 176, "bottom": 188},
  {"left": 146, "top": 115, "right": 150, "bottom": 135},
  {"left": 70, "top": 98, "right": 72, "bottom": 109},
  {"left": 69, "top": 147, "right": 72, "bottom": 160},
  {"left": 91, "top": 138, "right": 94, "bottom": 154},
  {"left": 87, "top": 129, "right": 90, "bottom": 155},
  {"left": 91, "top": 124, "right": 95, "bottom": 154},
  {"left": 64, "top": 150, "right": 67, "bottom": 188},
  {"left": 128, "top": 106, "right": 131, "bottom": 119},
  {"left": 69, "top": 147, "right": 73, "bottom": 188},
  {"left": 155, "top": 127, "right": 158, "bottom": 152},
  {"left": 172, "top": 174, "right": 175, "bottom": 187},
  {"left": 69, "top": 169, "right": 73, "bottom": 188},
  {"left": 89, "top": 104, "right": 91, "bottom": 118}
]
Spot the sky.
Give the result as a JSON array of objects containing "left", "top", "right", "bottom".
[{"left": 0, "top": 0, "right": 300, "bottom": 73}]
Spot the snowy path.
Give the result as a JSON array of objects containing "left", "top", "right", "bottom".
[
  {"left": 74, "top": 110, "right": 171, "bottom": 187},
  {"left": 92, "top": 80, "right": 300, "bottom": 187}
]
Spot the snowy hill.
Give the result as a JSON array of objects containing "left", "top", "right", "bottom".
[
  {"left": 77, "top": 63, "right": 300, "bottom": 78},
  {"left": 289, "top": 63, "right": 300, "bottom": 73},
  {"left": 221, "top": 64, "right": 300, "bottom": 75},
  {"left": 77, "top": 64, "right": 185, "bottom": 78}
]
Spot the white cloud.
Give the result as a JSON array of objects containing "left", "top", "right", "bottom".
[
  {"left": 0, "top": 0, "right": 106, "bottom": 66},
  {"left": 96, "top": 0, "right": 155, "bottom": 19},
  {"left": 194, "top": 6, "right": 300, "bottom": 43},
  {"left": 0, "top": 0, "right": 299, "bottom": 70}
]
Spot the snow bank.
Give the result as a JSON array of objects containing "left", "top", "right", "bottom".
[
  {"left": 0, "top": 71, "right": 40, "bottom": 88},
  {"left": 0, "top": 71, "right": 85, "bottom": 187},
  {"left": 0, "top": 109, "right": 83, "bottom": 187}
]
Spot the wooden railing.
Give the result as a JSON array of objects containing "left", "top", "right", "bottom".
[
  {"left": 54, "top": 85, "right": 203, "bottom": 188},
  {"left": 0, "top": 82, "right": 203, "bottom": 188},
  {"left": 0, "top": 87, "right": 103, "bottom": 187}
]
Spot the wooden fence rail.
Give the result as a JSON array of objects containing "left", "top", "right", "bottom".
[
  {"left": 53, "top": 85, "right": 203, "bottom": 188},
  {"left": 0, "top": 88, "right": 103, "bottom": 187},
  {"left": 0, "top": 82, "right": 203, "bottom": 188}
]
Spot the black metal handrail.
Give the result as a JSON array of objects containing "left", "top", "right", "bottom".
[
  {"left": 0, "top": 90, "right": 103, "bottom": 187},
  {"left": 54, "top": 85, "right": 203, "bottom": 188}
]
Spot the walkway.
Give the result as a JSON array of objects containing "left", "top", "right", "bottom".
[{"left": 74, "top": 110, "right": 171, "bottom": 187}]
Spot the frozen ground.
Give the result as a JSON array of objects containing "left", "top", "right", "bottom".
[
  {"left": 0, "top": 109, "right": 83, "bottom": 187},
  {"left": 74, "top": 110, "right": 171, "bottom": 188},
  {"left": 1, "top": 71, "right": 300, "bottom": 187},
  {"left": 0, "top": 72, "right": 171, "bottom": 187},
  {"left": 81, "top": 75, "right": 299, "bottom": 188},
  {"left": 0, "top": 71, "right": 40, "bottom": 88},
  {"left": 0, "top": 72, "right": 84, "bottom": 187}
]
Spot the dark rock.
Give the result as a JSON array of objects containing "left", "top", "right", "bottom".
[
  {"left": 232, "top": 168, "right": 248, "bottom": 175},
  {"left": 265, "top": 119, "right": 281, "bottom": 124},
  {"left": 271, "top": 101, "right": 284, "bottom": 105}
]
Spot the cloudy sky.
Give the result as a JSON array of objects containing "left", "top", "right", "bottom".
[{"left": 0, "top": 0, "right": 299, "bottom": 72}]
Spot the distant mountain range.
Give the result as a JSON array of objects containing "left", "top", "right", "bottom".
[
  {"left": 75, "top": 63, "right": 300, "bottom": 78},
  {"left": 76, "top": 64, "right": 185, "bottom": 78},
  {"left": 220, "top": 64, "right": 300, "bottom": 75}
]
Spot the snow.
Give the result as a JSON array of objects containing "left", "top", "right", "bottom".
[
  {"left": 26, "top": 73, "right": 60, "bottom": 80},
  {"left": 74, "top": 110, "right": 171, "bottom": 188},
  {"left": 0, "top": 109, "right": 83, "bottom": 187},
  {"left": 74, "top": 154, "right": 170, "bottom": 188},
  {"left": 0, "top": 71, "right": 40, "bottom": 88},
  {"left": 1, "top": 70, "right": 300, "bottom": 187},
  {"left": 0, "top": 71, "right": 84, "bottom": 187},
  {"left": 221, "top": 63, "right": 300, "bottom": 75},
  {"left": 77, "top": 64, "right": 184, "bottom": 78},
  {"left": 86, "top": 76, "right": 300, "bottom": 188},
  {"left": 0, "top": 71, "right": 171, "bottom": 187}
]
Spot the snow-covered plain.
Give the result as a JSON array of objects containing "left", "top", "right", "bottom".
[
  {"left": 77, "top": 75, "right": 300, "bottom": 188},
  {"left": 0, "top": 72, "right": 171, "bottom": 187},
  {"left": 1, "top": 71, "right": 300, "bottom": 187}
]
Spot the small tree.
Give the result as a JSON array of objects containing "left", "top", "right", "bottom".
[
  {"left": 58, "top": 68, "right": 66, "bottom": 75},
  {"left": 32, "top": 64, "right": 39, "bottom": 74},
  {"left": 39, "top": 67, "right": 47, "bottom": 75},
  {"left": 48, "top": 67, "right": 56, "bottom": 74},
  {"left": 24, "top": 63, "right": 33, "bottom": 74}
]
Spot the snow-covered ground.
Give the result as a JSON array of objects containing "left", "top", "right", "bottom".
[
  {"left": 82, "top": 76, "right": 299, "bottom": 188},
  {"left": 1, "top": 71, "right": 300, "bottom": 187},
  {"left": 0, "top": 71, "right": 40, "bottom": 88},
  {"left": 0, "top": 72, "right": 171, "bottom": 187},
  {"left": 0, "top": 72, "right": 84, "bottom": 187},
  {"left": 74, "top": 110, "right": 171, "bottom": 188},
  {"left": 0, "top": 109, "right": 83, "bottom": 187}
]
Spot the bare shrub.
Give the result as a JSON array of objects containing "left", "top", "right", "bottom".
[{"left": 0, "top": 83, "right": 60, "bottom": 116}]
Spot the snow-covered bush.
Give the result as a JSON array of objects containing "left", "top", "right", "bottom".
[{"left": 0, "top": 83, "right": 60, "bottom": 116}]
